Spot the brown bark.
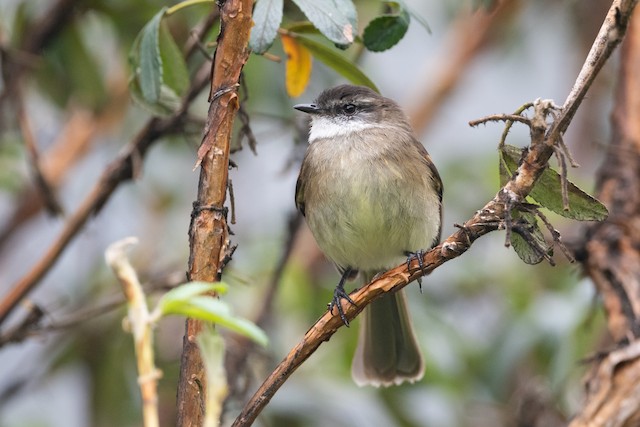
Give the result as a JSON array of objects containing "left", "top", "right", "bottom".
[
  {"left": 176, "top": 1, "right": 252, "bottom": 425},
  {"left": 572, "top": 6, "right": 640, "bottom": 426}
]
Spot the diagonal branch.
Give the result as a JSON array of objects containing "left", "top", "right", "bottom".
[{"left": 231, "top": 1, "right": 638, "bottom": 425}]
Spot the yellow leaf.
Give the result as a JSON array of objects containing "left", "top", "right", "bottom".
[{"left": 281, "top": 34, "right": 312, "bottom": 98}]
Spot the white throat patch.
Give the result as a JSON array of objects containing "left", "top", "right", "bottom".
[{"left": 308, "top": 116, "right": 384, "bottom": 143}]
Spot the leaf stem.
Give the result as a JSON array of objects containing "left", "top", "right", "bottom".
[{"left": 167, "top": 0, "right": 215, "bottom": 16}]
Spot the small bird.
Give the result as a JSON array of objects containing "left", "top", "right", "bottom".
[{"left": 294, "top": 84, "right": 443, "bottom": 387}]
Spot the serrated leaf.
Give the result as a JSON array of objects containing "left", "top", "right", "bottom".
[
  {"left": 500, "top": 145, "right": 608, "bottom": 221},
  {"left": 138, "top": 8, "right": 167, "bottom": 104},
  {"left": 250, "top": 0, "right": 283, "bottom": 54},
  {"left": 363, "top": 10, "right": 410, "bottom": 52},
  {"left": 290, "top": 0, "right": 355, "bottom": 45},
  {"left": 281, "top": 34, "right": 312, "bottom": 97},
  {"left": 530, "top": 166, "right": 608, "bottom": 222},
  {"left": 159, "top": 21, "right": 189, "bottom": 97},
  {"left": 162, "top": 296, "right": 268, "bottom": 346},
  {"left": 294, "top": 34, "right": 378, "bottom": 92},
  {"left": 510, "top": 211, "right": 549, "bottom": 265}
]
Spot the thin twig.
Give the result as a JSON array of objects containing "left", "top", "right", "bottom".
[
  {"left": 499, "top": 102, "right": 534, "bottom": 148},
  {"left": 553, "top": 144, "right": 571, "bottom": 211},
  {"left": 469, "top": 113, "right": 531, "bottom": 127},
  {"left": 16, "top": 93, "right": 64, "bottom": 216},
  {"left": 228, "top": 178, "right": 237, "bottom": 225},
  {"left": 224, "top": 213, "right": 303, "bottom": 405},
  {"left": 532, "top": 206, "right": 575, "bottom": 263},
  {"left": 234, "top": 74, "right": 258, "bottom": 155}
]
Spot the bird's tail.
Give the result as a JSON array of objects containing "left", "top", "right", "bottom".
[{"left": 351, "top": 277, "right": 424, "bottom": 387}]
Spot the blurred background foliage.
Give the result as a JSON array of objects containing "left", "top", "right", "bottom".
[{"left": 0, "top": 0, "right": 616, "bottom": 426}]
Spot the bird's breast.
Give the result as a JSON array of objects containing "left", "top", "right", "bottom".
[{"left": 302, "top": 137, "right": 440, "bottom": 272}]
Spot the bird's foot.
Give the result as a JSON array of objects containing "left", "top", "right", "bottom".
[
  {"left": 328, "top": 269, "right": 357, "bottom": 326},
  {"left": 405, "top": 250, "right": 427, "bottom": 292}
]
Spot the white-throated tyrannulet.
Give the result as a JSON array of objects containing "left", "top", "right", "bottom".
[{"left": 294, "top": 85, "right": 443, "bottom": 387}]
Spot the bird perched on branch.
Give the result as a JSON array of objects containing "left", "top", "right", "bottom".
[{"left": 294, "top": 84, "right": 443, "bottom": 386}]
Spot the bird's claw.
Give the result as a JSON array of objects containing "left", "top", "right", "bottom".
[
  {"left": 405, "top": 250, "right": 427, "bottom": 293},
  {"left": 328, "top": 283, "right": 357, "bottom": 327}
]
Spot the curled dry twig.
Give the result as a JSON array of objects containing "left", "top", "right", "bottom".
[{"left": 105, "top": 237, "right": 161, "bottom": 427}]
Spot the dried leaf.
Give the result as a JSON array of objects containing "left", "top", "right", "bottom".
[{"left": 281, "top": 34, "right": 312, "bottom": 97}]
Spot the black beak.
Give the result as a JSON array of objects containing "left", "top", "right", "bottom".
[{"left": 294, "top": 103, "right": 321, "bottom": 114}]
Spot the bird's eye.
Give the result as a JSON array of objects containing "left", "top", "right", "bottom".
[{"left": 342, "top": 103, "right": 357, "bottom": 115}]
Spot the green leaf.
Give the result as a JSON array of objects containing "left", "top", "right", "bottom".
[
  {"left": 159, "top": 21, "right": 189, "bottom": 97},
  {"left": 129, "top": 7, "right": 191, "bottom": 114},
  {"left": 161, "top": 295, "right": 268, "bottom": 346},
  {"left": 290, "top": 0, "right": 356, "bottom": 45},
  {"left": 138, "top": 8, "right": 167, "bottom": 104},
  {"left": 284, "top": 21, "right": 322, "bottom": 35},
  {"left": 158, "top": 281, "right": 228, "bottom": 310},
  {"left": 250, "top": 0, "right": 283, "bottom": 54},
  {"left": 500, "top": 145, "right": 608, "bottom": 221},
  {"left": 510, "top": 211, "right": 550, "bottom": 265},
  {"left": 363, "top": 10, "right": 410, "bottom": 52},
  {"left": 530, "top": 168, "right": 608, "bottom": 222},
  {"left": 294, "top": 35, "right": 378, "bottom": 92}
]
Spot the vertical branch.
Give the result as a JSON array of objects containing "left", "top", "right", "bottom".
[{"left": 176, "top": 1, "right": 253, "bottom": 425}]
